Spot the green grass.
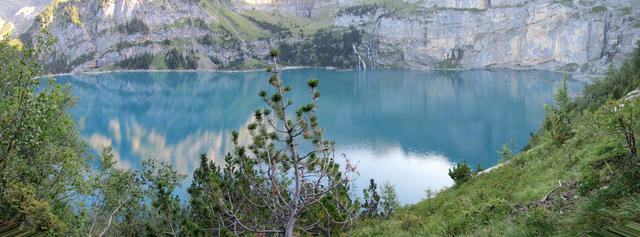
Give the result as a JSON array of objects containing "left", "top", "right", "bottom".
[
  {"left": 241, "top": 9, "right": 310, "bottom": 36},
  {"left": 219, "top": 9, "right": 263, "bottom": 40},
  {"left": 200, "top": 1, "right": 267, "bottom": 41},
  {"left": 151, "top": 53, "right": 168, "bottom": 70}
]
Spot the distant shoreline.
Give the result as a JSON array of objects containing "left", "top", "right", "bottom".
[
  {"left": 41, "top": 66, "right": 336, "bottom": 78},
  {"left": 42, "top": 66, "right": 601, "bottom": 84}
]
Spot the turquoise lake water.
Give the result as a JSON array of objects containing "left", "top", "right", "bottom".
[{"left": 54, "top": 69, "right": 584, "bottom": 204}]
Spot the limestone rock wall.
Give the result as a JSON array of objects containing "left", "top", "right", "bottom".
[
  {"left": 333, "top": 0, "right": 640, "bottom": 73},
  {"left": 15, "top": 0, "right": 640, "bottom": 73}
]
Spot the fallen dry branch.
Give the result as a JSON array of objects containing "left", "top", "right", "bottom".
[
  {"left": 541, "top": 181, "right": 563, "bottom": 203},
  {"left": 509, "top": 181, "right": 563, "bottom": 218}
]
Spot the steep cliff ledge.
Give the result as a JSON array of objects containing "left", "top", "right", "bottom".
[{"left": 9, "top": 0, "right": 640, "bottom": 74}]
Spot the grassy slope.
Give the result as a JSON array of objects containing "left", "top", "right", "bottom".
[{"left": 352, "top": 45, "right": 640, "bottom": 236}]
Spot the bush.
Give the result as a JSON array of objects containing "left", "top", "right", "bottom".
[
  {"left": 544, "top": 76, "right": 573, "bottom": 145},
  {"left": 595, "top": 99, "right": 640, "bottom": 158},
  {"left": 399, "top": 213, "right": 425, "bottom": 232},
  {"left": 448, "top": 161, "right": 473, "bottom": 185},
  {"left": 380, "top": 181, "right": 399, "bottom": 217},
  {"left": 498, "top": 142, "right": 514, "bottom": 161},
  {"left": 362, "top": 179, "right": 381, "bottom": 218}
]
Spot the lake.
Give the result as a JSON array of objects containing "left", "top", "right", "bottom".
[{"left": 53, "top": 69, "right": 584, "bottom": 204}]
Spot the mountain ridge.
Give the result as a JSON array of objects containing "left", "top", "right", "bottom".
[{"left": 7, "top": 0, "right": 640, "bottom": 74}]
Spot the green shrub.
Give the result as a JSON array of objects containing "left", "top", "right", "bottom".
[
  {"left": 362, "top": 179, "right": 380, "bottom": 218},
  {"left": 544, "top": 76, "right": 573, "bottom": 145},
  {"left": 449, "top": 160, "right": 473, "bottom": 185},
  {"left": 399, "top": 213, "right": 425, "bottom": 231},
  {"left": 498, "top": 142, "right": 514, "bottom": 161}
]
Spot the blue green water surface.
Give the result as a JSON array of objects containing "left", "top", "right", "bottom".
[{"left": 54, "top": 69, "right": 583, "bottom": 204}]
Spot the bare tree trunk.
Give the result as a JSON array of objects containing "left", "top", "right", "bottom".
[
  {"left": 284, "top": 219, "right": 296, "bottom": 237},
  {"left": 276, "top": 55, "right": 300, "bottom": 237}
]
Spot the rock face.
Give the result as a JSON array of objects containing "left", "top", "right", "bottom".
[
  {"left": 10, "top": 0, "right": 640, "bottom": 74},
  {"left": 333, "top": 0, "right": 640, "bottom": 73},
  {"left": 0, "top": 0, "right": 53, "bottom": 36}
]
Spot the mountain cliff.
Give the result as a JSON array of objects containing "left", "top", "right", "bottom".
[{"left": 7, "top": 0, "right": 640, "bottom": 74}]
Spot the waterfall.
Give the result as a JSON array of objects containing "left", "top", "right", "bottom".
[
  {"left": 352, "top": 43, "right": 367, "bottom": 70},
  {"left": 365, "top": 44, "right": 376, "bottom": 69}
]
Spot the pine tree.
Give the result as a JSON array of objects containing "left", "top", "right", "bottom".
[
  {"left": 190, "top": 49, "right": 358, "bottom": 236},
  {"left": 544, "top": 75, "right": 573, "bottom": 145},
  {"left": 380, "top": 181, "right": 399, "bottom": 218},
  {"left": 362, "top": 178, "right": 380, "bottom": 218},
  {"left": 449, "top": 160, "right": 472, "bottom": 185}
]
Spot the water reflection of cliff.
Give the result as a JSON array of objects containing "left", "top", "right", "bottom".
[{"left": 55, "top": 69, "right": 582, "bottom": 203}]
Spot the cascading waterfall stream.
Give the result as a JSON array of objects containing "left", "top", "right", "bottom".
[
  {"left": 365, "top": 44, "right": 376, "bottom": 69},
  {"left": 353, "top": 43, "right": 367, "bottom": 70}
]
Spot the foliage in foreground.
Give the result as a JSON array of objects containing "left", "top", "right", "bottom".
[
  {"left": 352, "top": 42, "right": 640, "bottom": 236},
  {"left": 0, "top": 27, "right": 186, "bottom": 236},
  {"left": 184, "top": 50, "right": 358, "bottom": 236},
  {"left": 0, "top": 29, "right": 361, "bottom": 236}
]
